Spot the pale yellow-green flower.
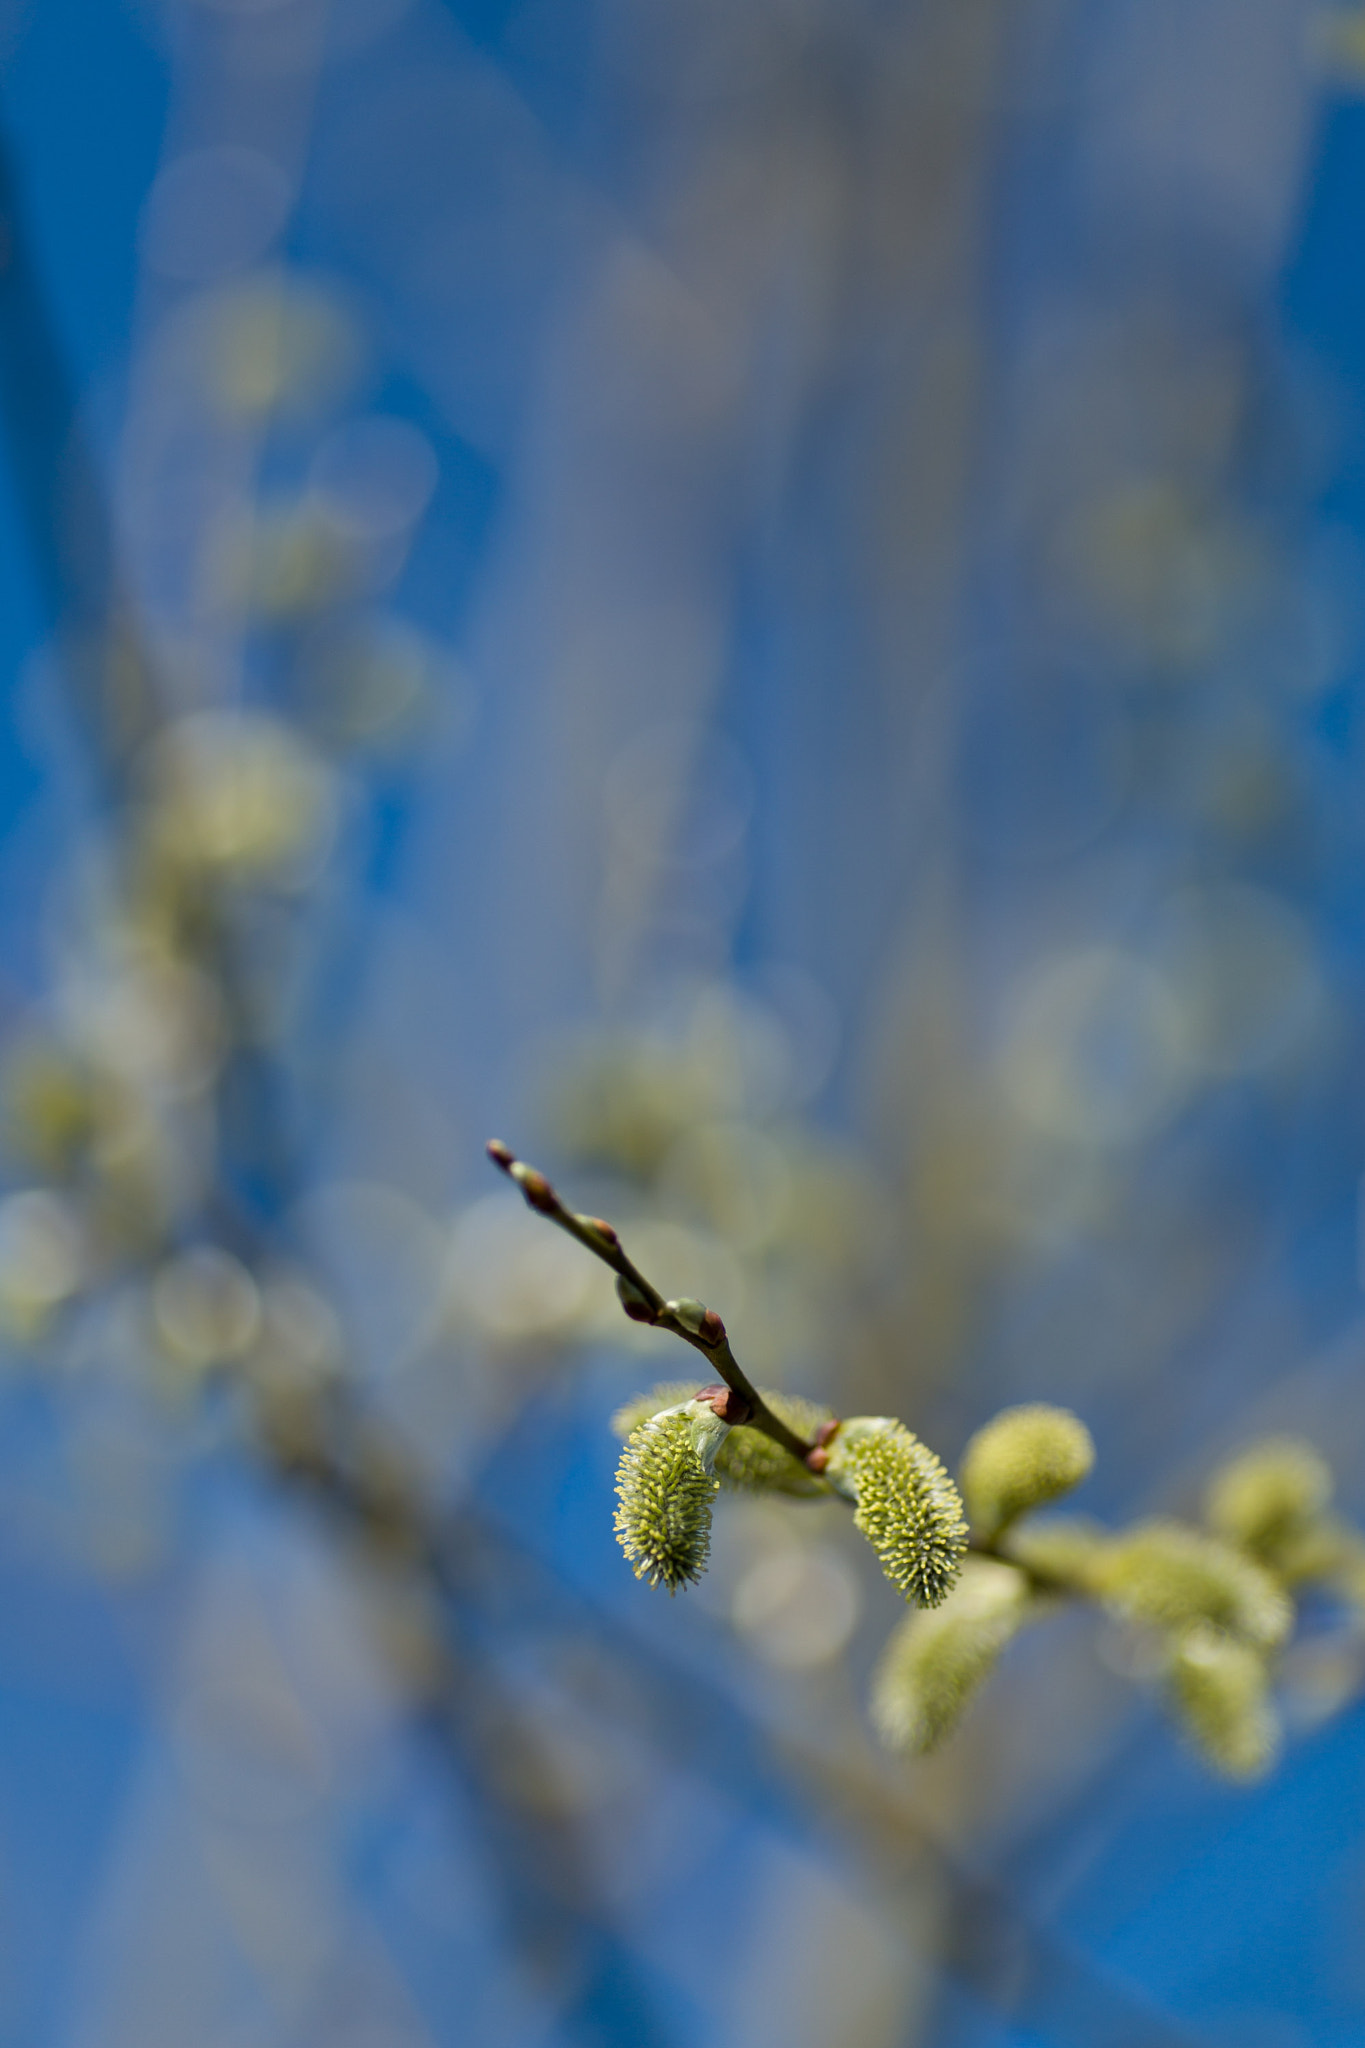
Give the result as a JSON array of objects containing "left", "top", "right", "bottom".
[
  {"left": 1093, "top": 1519, "right": 1291, "bottom": 1649},
  {"left": 829, "top": 1418, "right": 967, "bottom": 1608},
  {"left": 960, "top": 1403, "right": 1095, "bottom": 1542},
  {"left": 613, "top": 1410, "right": 718, "bottom": 1594},
  {"left": 871, "top": 1556, "right": 1031, "bottom": 1754},
  {"left": 611, "top": 1383, "right": 832, "bottom": 1497},
  {"left": 1204, "top": 1437, "right": 1332, "bottom": 1565},
  {"left": 1167, "top": 1624, "right": 1279, "bottom": 1779}
]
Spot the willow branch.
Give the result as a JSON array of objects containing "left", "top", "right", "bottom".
[{"left": 486, "top": 1141, "right": 829, "bottom": 1471}]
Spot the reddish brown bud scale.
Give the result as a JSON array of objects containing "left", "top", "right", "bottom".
[
  {"left": 586, "top": 1217, "right": 619, "bottom": 1247},
  {"left": 693, "top": 1382, "right": 753, "bottom": 1426},
  {"left": 699, "top": 1308, "right": 726, "bottom": 1348},
  {"left": 486, "top": 1139, "right": 515, "bottom": 1170},
  {"left": 515, "top": 1167, "right": 557, "bottom": 1214},
  {"left": 805, "top": 1419, "right": 840, "bottom": 1474}
]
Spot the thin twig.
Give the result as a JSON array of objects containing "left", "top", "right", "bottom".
[{"left": 486, "top": 1141, "right": 830, "bottom": 1470}]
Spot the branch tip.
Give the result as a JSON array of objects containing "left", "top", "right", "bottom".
[
  {"left": 486, "top": 1140, "right": 557, "bottom": 1215},
  {"left": 486, "top": 1144, "right": 819, "bottom": 1467}
]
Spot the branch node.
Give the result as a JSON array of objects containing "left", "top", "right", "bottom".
[
  {"left": 668, "top": 1298, "right": 725, "bottom": 1347},
  {"left": 694, "top": 1382, "right": 753, "bottom": 1426},
  {"left": 616, "top": 1274, "right": 657, "bottom": 1324}
]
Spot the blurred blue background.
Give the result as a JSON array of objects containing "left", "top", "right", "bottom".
[{"left": 0, "top": 1, "right": 1364, "bottom": 2044}]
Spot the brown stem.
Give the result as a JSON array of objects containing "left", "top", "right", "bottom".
[{"left": 486, "top": 1141, "right": 826, "bottom": 1471}]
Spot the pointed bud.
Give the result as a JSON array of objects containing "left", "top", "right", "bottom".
[
  {"left": 960, "top": 1404, "right": 1095, "bottom": 1542},
  {"left": 616, "top": 1273, "right": 656, "bottom": 1324},
  {"left": 1167, "top": 1624, "right": 1279, "bottom": 1780},
  {"left": 667, "top": 1297, "right": 725, "bottom": 1346},
  {"left": 613, "top": 1410, "right": 718, "bottom": 1593},
  {"left": 871, "top": 1557, "right": 1031, "bottom": 1755},
  {"left": 828, "top": 1418, "right": 968, "bottom": 1607},
  {"left": 512, "top": 1165, "right": 556, "bottom": 1214}
]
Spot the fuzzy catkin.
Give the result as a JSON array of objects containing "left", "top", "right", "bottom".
[
  {"left": 872, "top": 1558, "right": 1030, "bottom": 1754},
  {"left": 960, "top": 1403, "right": 1095, "bottom": 1541},
  {"left": 1204, "top": 1437, "right": 1332, "bottom": 1562},
  {"left": 613, "top": 1411, "right": 718, "bottom": 1593},
  {"left": 610, "top": 1383, "right": 700, "bottom": 1442},
  {"left": 833, "top": 1419, "right": 967, "bottom": 1607},
  {"left": 1094, "top": 1519, "right": 1292, "bottom": 1648},
  {"left": 714, "top": 1391, "right": 833, "bottom": 1497},
  {"left": 1168, "top": 1624, "right": 1279, "bottom": 1779},
  {"left": 612, "top": 1383, "right": 833, "bottom": 1497}
]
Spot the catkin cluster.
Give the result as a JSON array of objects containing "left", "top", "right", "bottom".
[
  {"left": 498, "top": 1147, "right": 1365, "bottom": 1782},
  {"left": 612, "top": 1393, "right": 968, "bottom": 1610},
  {"left": 846, "top": 1402, "right": 1365, "bottom": 1777},
  {"left": 607, "top": 1373, "right": 1365, "bottom": 1776}
]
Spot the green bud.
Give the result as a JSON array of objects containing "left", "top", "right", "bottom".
[
  {"left": 613, "top": 1410, "right": 718, "bottom": 1594},
  {"left": 828, "top": 1418, "right": 968, "bottom": 1608},
  {"left": 960, "top": 1404, "right": 1095, "bottom": 1541},
  {"left": 616, "top": 1274, "right": 656, "bottom": 1324},
  {"left": 668, "top": 1297, "right": 712, "bottom": 1337},
  {"left": 1167, "top": 1624, "right": 1279, "bottom": 1780},
  {"left": 1094, "top": 1519, "right": 1292, "bottom": 1649},
  {"left": 1204, "top": 1438, "right": 1332, "bottom": 1563},
  {"left": 871, "top": 1557, "right": 1031, "bottom": 1755}
]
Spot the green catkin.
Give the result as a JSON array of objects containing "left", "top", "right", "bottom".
[
  {"left": 830, "top": 1418, "right": 968, "bottom": 1608},
  {"left": 1167, "top": 1624, "right": 1279, "bottom": 1780},
  {"left": 610, "top": 1383, "right": 700, "bottom": 1442},
  {"left": 713, "top": 1391, "right": 833, "bottom": 1497},
  {"left": 1093, "top": 1519, "right": 1292, "bottom": 1649},
  {"left": 611, "top": 1384, "right": 833, "bottom": 1497},
  {"left": 871, "top": 1557, "right": 1031, "bottom": 1755},
  {"left": 960, "top": 1403, "right": 1096, "bottom": 1541},
  {"left": 1204, "top": 1437, "right": 1332, "bottom": 1564},
  {"left": 613, "top": 1411, "right": 718, "bottom": 1593}
]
